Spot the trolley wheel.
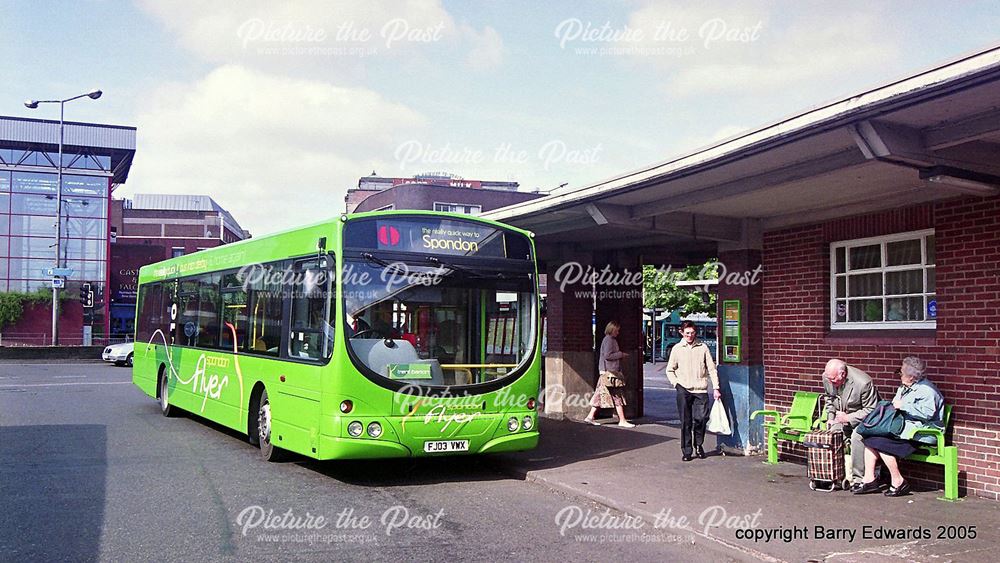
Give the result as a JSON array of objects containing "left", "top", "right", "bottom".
[
  {"left": 842, "top": 479, "right": 852, "bottom": 491},
  {"left": 257, "top": 388, "right": 288, "bottom": 462},
  {"left": 809, "top": 481, "right": 817, "bottom": 491}
]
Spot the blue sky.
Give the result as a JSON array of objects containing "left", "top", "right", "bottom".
[{"left": 2, "top": 0, "right": 999, "bottom": 234}]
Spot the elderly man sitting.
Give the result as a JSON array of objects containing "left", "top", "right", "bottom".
[{"left": 822, "top": 359, "right": 880, "bottom": 487}]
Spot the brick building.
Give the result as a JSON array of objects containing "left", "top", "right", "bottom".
[
  {"left": 347, "top": 172, "right": 540, "bottom": 214},
  {"left": 108, "top": 194, "right": 249, "bottom": 337},
  {"left": 485, "top": 46, "right": 1000, "bottom": 499}
]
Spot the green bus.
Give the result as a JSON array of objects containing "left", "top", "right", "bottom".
[{"left": 132, "top": 211, "right": 540, "bottom": 461}]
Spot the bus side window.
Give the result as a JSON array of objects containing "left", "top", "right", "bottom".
[
  {"left": 220, "top": 272, "right": 248, "bottom": 352},
  {"left": 197, "top": 273, "right": 222, "bottom": 349},
  {"left": 246, "top": 260, "right": 286, "bottom": 356},
  {"left": 288, "top": 258, "right": 334, "bottom": 361},
  {"left": 175, "top": 279, "right": 200, "bottom": 347}
]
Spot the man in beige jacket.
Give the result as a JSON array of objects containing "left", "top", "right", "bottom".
[
  {"left": 665, "top": 320, "right": 722, "bottom": 461},
  {"left": 822, "top": 359, "right": 880, "bottom": 487}
]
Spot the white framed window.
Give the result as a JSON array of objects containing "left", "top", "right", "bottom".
[
  {"left": 830, "top": 229, "right": 935, "bottom": 330},
  {"left": 433, "top": 202, "right": 482, "bottom": 215}
]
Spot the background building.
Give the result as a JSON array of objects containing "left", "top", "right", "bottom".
[
  {"left": 0, "top": 115, "right": 135, "bottom": 345},
  {"left": 347, "top": 172, "right": 539, "bottom": 214},
  {"left": 108, "top": 193, "right": 249, "bottom": 337}
]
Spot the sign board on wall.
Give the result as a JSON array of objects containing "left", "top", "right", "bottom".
[{"left": 722, "top": 299, "right": 741, "bottom": 363}]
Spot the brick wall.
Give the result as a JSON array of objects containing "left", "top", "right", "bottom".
[{"left": 762, "top": 195, "right": 1000, "bottom": 500}]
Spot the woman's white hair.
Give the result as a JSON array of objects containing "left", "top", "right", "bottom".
[{"left": 901, "top": 356, "right": 927, "bottom": 381}]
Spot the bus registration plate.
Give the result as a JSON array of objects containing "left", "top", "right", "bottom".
[{"left": 424, "top": 440, "right": 469, "bottom": 453}]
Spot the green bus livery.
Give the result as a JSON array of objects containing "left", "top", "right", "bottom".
[{"left": 132, "top": 211, "right": 540, "bottom": 461}]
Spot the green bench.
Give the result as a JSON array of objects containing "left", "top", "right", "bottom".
[
  {"left": 755, "top": 394, "right": 960, "bottom": 501},
  {"left": 750, "top": 391, "right": 822, "bottom": 464},
  {"left": 905, "top": 405, "right": 959, "bottom": 501}
]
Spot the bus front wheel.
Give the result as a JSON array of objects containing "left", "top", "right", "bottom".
[{"left": 256, "top": 388, "right": 288, "bottom": 462}]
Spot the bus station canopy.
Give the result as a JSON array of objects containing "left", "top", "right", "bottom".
[{"left": 484, "top": 45, "right": 1000, "bottom": 255}]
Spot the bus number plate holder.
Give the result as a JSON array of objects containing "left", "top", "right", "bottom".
[{"left": 424, "top": 440, "right": 469, "bottom": 453}]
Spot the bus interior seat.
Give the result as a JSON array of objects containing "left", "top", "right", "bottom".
[{"left": 351, "top": 338, "right": 445, "bottom": 385}]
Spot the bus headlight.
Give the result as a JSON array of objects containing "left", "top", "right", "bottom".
[
  {"left": 347, "top": 421, "right": 364, "bottom": 437},
  {"left": 367, "top": 422, "right": 383, "bottom": 438},
  {"left": 507, "top": 417, "right": 519, "bottom": 432},
  {"left": 522, "top": 416, "right": 533, "bottom": 431}
]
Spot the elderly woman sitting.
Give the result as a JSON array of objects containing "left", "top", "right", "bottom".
[{"left": 853, "top": 356, "right": 945, "bottom": 497}]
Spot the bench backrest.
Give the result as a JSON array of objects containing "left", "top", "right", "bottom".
[{"left": 788, "top": 391, "right": 820, "bottom": 429}]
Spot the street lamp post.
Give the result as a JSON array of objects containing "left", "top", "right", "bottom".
[{"left": 24, "top": 89, "right": 102, "bottom": 346}]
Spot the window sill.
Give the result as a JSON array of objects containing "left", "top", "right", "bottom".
[{"left": 823, "top": 329, "right": 935, "bottom": 346}]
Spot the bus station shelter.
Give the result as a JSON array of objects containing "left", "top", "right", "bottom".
[{"left": 484, "top": 45, "right": 1000, "bottom": 500}]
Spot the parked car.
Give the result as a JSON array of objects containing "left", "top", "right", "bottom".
[{"left": 102, "top": 342, "right": 135, "bottom": 367}]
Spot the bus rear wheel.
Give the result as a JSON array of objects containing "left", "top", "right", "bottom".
[
  {"left": 257, "top": 388, "right": 287, "bottom": 462},
  {"left": 159, "top": 370, "right": 178, "bottom": 417}
]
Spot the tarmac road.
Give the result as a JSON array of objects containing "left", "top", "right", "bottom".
[{"left": 0, "top": 361, "right": 734, "bottom": 562}]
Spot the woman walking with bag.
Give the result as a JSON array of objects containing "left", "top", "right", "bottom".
[{"left": 584, "top": 321, "right": 635, "bottom": 428}]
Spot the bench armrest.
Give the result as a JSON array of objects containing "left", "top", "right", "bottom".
[
  {"left": 812, "top": 418, "right": 827, "bottom": 430},
  {"left": 750, "top": 409, "right": 779, "bottom": 421},
  {"left": 782, "top": 414, "right": 809, "bottom": 427},
  {"left": 910, "top": 428, "right": 946, "bottom": 457}
]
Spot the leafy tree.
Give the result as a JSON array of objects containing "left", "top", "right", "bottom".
[{"left": 642, "top": 261, "right": 718, "bottom": 316}]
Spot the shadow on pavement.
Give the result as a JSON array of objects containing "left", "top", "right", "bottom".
[{"left": 0, "top": 425, "right": 107, "bottom": 562}]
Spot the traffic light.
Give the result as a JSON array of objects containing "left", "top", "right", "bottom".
[{"left": 80, "top": 282, "right": 94, "bottom": 308}]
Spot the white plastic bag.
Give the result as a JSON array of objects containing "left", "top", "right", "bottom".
[{"left": 707, "top": 400, "right": 732, "bottom": 435}]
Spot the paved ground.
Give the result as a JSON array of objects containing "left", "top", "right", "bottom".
[{"left": 0, "top": 361, "right": 728, "bottom": 562}]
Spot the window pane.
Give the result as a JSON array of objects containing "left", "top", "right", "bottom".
[
  {"left": 848, "top": 273, "right": 882, "bottom": 296},
  {"left": 0, "top": 171, "right": 10, "bottom": 191},
  {"left": 197, "top": 274, "right": 221, "bottom": 349},
  {"left": 11, "top": 193, "right": 57, "bottom": 215},
  {"left": 9, "top": 214, "right": 56, "bottom": 236},
  {"left": 885, "top": 269, "right": 923, "bottom": 295},
  {"left": 8, "top": 258, "right": 54, "bottom": 280},
  {"left": 288, "top": 260, "right": 334, "bottom": 360},
  {"left": 837, "top": 300, "right": 847, "bottom": 323},
  {"left": 925, "top": 235, "right": 935, "bottom": 265},
  {"left": 12, "top": 172, "right": 58, "bottom": 194},
  {"left": 220, "top": 289, "right": 248, "bottom": 352},
  {"left": 886, "top": 239, "right": 921, "bottom": 266},
  {"left": 247, "top": 262, "right": 287, "bottom": 356},
  {"left": 926, "top": 295, "right": 937, "bottom": 319},
  {"left": 927, "top": 268, "right": 935, "bottom": 293},
  {"left": 64, "top": 259, "right": 106, "bottom": 282},
  {"left": 835, "top": 247, "right": 846, "bottom": 273},
  {"left": 8, "top": 236, "right": 56, "bottom": 259},
  {"left": 848, "top": 244, "right": 881, "bottom": 270},
  {"left": 0, "top": 192, "right": 10, "bottom": 214},
  {"left": 137, "top": 283, "right": 164, "bottom": 343},
  {"left": 63, "top": 175, "right": 109, "bottom": 198},
  {"left": 836, "top": 276, "right": 846, "bottom": 298},
  {"left": 64, "top": 238, "right": 107, "bottom": 261},
  {"left": 887, "top": 297, "right": 924, "bottom": 321},
  {"left": 849, "top": 299, "right": 883, "bottom": 322},
  {"left": 176, "top": 283, "right": 201, "bottom": 346},
  {"left": 66, "top": 217, "right": 107, "bottom": 239}
]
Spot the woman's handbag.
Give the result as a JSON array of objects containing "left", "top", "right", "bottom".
[
  {"left": 857, "top": 400, "right": 905, "bottom": 438},
  {"left": 601, "top": 371, "right": 626, "bottom": 389}
]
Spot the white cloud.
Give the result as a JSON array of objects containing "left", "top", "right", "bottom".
[
  {"left": 136, "top": 0, "right": 499, "bottom": 76},
  {"left": 125, "top": 65, "right": 426, "bottom": 235},
  {"left": 624, "top": 1, "right": 900, "bottom": 96},
  {"left": 462, "top": 25, "right": 504, "bottom": 70}
]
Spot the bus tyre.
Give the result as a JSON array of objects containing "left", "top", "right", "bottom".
[
  {"left": 257, "top": 388, "right": 287, "bottom": 462},
  {"left": 159, "top": 371, "right": 178, "bottom": 418}
]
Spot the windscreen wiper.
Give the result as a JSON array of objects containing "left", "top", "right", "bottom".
[{"left": 361, "top": 252, "right": 409, "bottom": 277}]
